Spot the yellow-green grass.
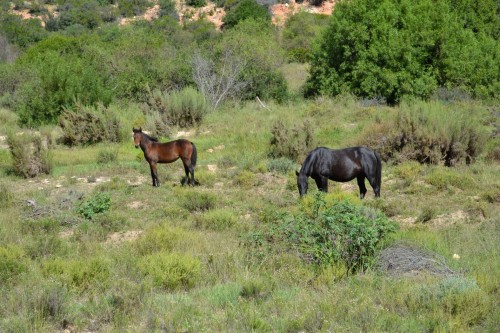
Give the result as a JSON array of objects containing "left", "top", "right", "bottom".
[{"left": 0, "top": 98, "right": 498, "bottom": 332}]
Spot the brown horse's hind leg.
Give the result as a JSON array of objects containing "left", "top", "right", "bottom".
[
  {"left": 357, "top": 175, "right": 367, "bottom": 199},
  {"left": 181, "top": 158, "right": 193, "bottom": 186}
]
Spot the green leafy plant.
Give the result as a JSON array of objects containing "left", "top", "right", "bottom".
[
  {"left": 247, "top": 193, "right": 397, "bottom": 274},
  {"left": 77, "top": 192, "right": 111, "bottom": 220}
]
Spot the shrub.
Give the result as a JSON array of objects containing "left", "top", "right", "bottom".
[
  {"left": 425, "top": 167, "right": 475, "bottom": 190},
  {"left": 187, "top": 0, "right": 207, "bottom": 7},
  {"left": 180, "top": 191, "right": 216, "bottom": 211},
  {"left": 0, "top": 183, "right": 14, "bottom": 208},
  {"left": 304, "top": 0, "right": 500, "bottom": 102},
  {"left": 269, "top": 119, "right": 315, "bottom": 162},
  {"left": 357, "top": 101, "right": 490, "bottom": 166},
  {"left": 222, "top": 0, "right": 270, "bottom": 29},
  {"left": 406, "top": 277, "right": 491, "bottom": 327},
  {"left": 59, "top": 103, "right": 121, "bottom": 146},
  {"left": 138, "top": 252, "right": 201, "bottom": 290},
  {"left": 195, "top": 209, "right": 237, "bottom": 231},
  {"left": 117, "top": 0, "right": 152, "bottom": 17},
  {"left": 282, "top": 12, "right": 329, "bottom": 63},
  {"left": 247, "top": 193, "right": 397, "bottom": 274},
  {"left": 134, "top": 225, "right": 184, "bottom": 255},
  {"left": 267, "top": 157, "right": 296, "bottom": 174},
  {"left": 77, "top": 192, "right": 111, "bottom": 220},
  {"left": 0, "top": 245, "right": 27, "bottom": 283},
  {"left": 234, "top": 170, "right": 256, "bottom": 187},
  {"left": 7, "top": 131, "right": 52, "bottom": 178},
  {"left": 97, "top": 148, "right": 118, "bottom": 164},
  {"left": 147, "top": 87, "right": 209, "bottom": 128},
  {"left": 42, "top": 257, "right": 111, "bottom": 291}
]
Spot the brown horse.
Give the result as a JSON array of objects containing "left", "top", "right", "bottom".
[{"left": 133, "top": 128, "right": 197, "bottom": 187}]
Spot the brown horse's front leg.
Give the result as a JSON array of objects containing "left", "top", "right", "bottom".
[{"left": 150, "top": 162, "right": 159, "bottom": 187}]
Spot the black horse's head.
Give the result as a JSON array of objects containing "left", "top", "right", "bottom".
[{"left": 296, "top": 170, "right": 308, "bottom": 197}]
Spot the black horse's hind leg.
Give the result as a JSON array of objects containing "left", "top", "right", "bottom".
[
  {"left": 150, "top": 162, "right": 160, "bottom": 187},
  {"left": 367, "top": 175, "right": 380, "bottom": 198},
  {"left": 357, "top": 175, "right": 367, "bottom": 199}
]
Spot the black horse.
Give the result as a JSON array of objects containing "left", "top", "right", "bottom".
[{"left": 296, "top": 146, "right": 381, "bottom": 199}]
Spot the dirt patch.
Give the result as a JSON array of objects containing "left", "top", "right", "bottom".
[
  {"left": 105, "top": 230, "right": 143, "bottom": 245},
  {"left": 377, "top": 242, "right": 457, "bottom": 277},
  {"left": 271, "top": 0, "right": 335, "bottom": 27},
  {"left": 127, "top": 201, "right": 147, "bottom": 209},
  {"left": 207, "top": 164, "right": 218, "bottom": 173}
]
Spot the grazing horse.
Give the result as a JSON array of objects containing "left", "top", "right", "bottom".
[
  {"left": 296, "top": 146, "right": 381, "bottom": 199},
  {"left": 133, "top": 128, "right": 197, "bottom": 187}
]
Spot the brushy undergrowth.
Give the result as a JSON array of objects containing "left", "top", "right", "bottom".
[
  {"left": 59, "top": 103, "right": 121, "bottom": 146},
  {"left": 269, "top": 119, "right": 315, "bottom": 162},
  {"left": 77, "top": 191, "right": 111, "bottom": 220},
  {"left": 247, "top": 192, "right": 398, "bottom": 274},
  {"left": 7, "top": 131, "right": 52, "bottom": 178},
  {"left": 359, "top": 101, "right": 490, "bottom": 166}
]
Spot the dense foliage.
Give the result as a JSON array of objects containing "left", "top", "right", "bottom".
[
  {"left": 222, "top": 0, "right": 271, "bottom": 29},
  {"left": 249, "top": 193, "right": 397, "bottom": 274},
  {"left": 305, "top": 0, "right": 500, "bottom": 103}
]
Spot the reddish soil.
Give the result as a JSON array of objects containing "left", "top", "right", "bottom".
[{"left": 9, "top": 0, "right": 335, "bottom": 30}]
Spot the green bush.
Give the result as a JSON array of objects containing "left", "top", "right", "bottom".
[
  {"left": 138, "top": 252, "right": 201, "bottom": 290},
  {"left": 219, "top": 19, "right": 289, "bottom": 102},
  {"left": 97, "top": 148, "right": 118, "bottom": 164},
  {"left": 248, "top": 193, "right": 397, "bottom": 274},
  {"left": 358, "top": 101, "right": 490, "bottom": 166},
  {"left": 269, "top": 119, "right": 315, "bottom": 162},
  {"left": 155, "top": 87, "right": 209, "bottom": 128},
  {"left": 222, "top": 0, "right": 270, "bottom": 29},
  {"left": 117, "top": 0, "right": 152, "bottom": 17},
  {"left": 14, "top": 35, "right": 114, "bottom": 125},
  {"left": 134, "top": 225, "right": 184, "bottom": 255},
  {"left": 180, "top": 191, "right": 216, "bottom": 212},
  {"left": 7, "top": 131, "right": 52, "bottom": 178},
  {"left": 195, "top": 209, "right": 237, "bottom": 231},
  {"left": 77, "top": 192, "right": 111, "bottom": 220},
  {"left": 267, "top": 157, "right": 297, "bottom": 174},
  {"left": 42, "top": 257, "right": 111, "bottom": 291},
  {"left": 282, "top": 12, "right": 330, "bottom": 63},
  {"left": 0, "top": 183, "right": 14, "bottom": 208},
  {"left": 406, "top": 277, "right": 491, "bottom": 327},
  {"left": 0, "top": 245, "right": 27, "bottom": 283},
  {"left": 59, "top": 103, "right": 121, "bottom": 146},
  {"left": 187, "top": 0, "right": 207, "bottom": 7},
  {"left": 304, "top": 0, "right": 500, "bottom": 102},
  {"left": 0, "top": 14, "right": 48, "bottom": 48},
  {"left": 425, "top": 167, "right": 475, "bottom": 190}
]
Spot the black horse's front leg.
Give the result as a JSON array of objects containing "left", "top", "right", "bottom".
[{"left": 313, "top": 175, "right": 328, "bottom": 193}]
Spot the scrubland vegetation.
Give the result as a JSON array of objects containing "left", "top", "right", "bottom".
[{"left": 0, "top": 0, "right": 499, "bottom": 332}]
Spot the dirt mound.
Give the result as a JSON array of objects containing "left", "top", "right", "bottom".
[{"left": 377, "top": 242, "right": 457, "bottom": 277}]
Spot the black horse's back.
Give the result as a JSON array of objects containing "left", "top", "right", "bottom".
[{"left": 297, "top": 146, "right": 381, "bottom": 198}]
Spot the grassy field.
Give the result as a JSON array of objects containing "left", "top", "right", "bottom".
[{"left": 0, "top": 95, "right": 498, "bottom": 332}]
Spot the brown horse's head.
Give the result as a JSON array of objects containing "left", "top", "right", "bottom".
[{"left": 132, "top": 127, "right": 142, "bottom": 148}]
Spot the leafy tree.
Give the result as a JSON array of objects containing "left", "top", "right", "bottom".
[
  {"left": 305, "top": 0, "right": 500, "bottom": 103},
  {"left": 14, "top": 35, "right": 115, "bottom": 125},
  {"left": 0, "top": 14, "right": 48, "bottom": 48},
  {"left": 222, "top": 0, "right": 271, "bottom": 29},
  {"left": 282, "top": 12, "right": 329, "bottom": 63},
  {"left": 219, "top": 19, "right": 288, "bottom": 102}
]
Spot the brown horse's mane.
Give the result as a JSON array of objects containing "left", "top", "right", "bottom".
[{"left": 141, "top": 132, "right": 159, "bottom": 142}]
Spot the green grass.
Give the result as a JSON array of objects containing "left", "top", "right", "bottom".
[{"left": 0, "top": 98, "right": 498, "bottom": 332}]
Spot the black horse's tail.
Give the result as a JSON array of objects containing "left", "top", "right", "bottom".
[
  {"left": 375, "top": 150, "right": 382, "bottom": 192},
  {"left": 190, "top": 142, "right": 197, "bottom": 168}
]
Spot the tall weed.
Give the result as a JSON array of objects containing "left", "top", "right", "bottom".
[{"left": 7, "top": 131, "right": 52, "bottom": 178}]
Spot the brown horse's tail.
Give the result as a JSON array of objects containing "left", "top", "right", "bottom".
[{"left": 190, "top": 142, "right": 197, "bottom": 168}]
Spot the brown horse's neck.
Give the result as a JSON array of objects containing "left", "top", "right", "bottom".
[{"left": 140, "top": 135, "right": 152, "bottom": 153}]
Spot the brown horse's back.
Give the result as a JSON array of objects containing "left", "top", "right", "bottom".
[{"left": 157, "top": 139, "right": 193, "bottom": 164}]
